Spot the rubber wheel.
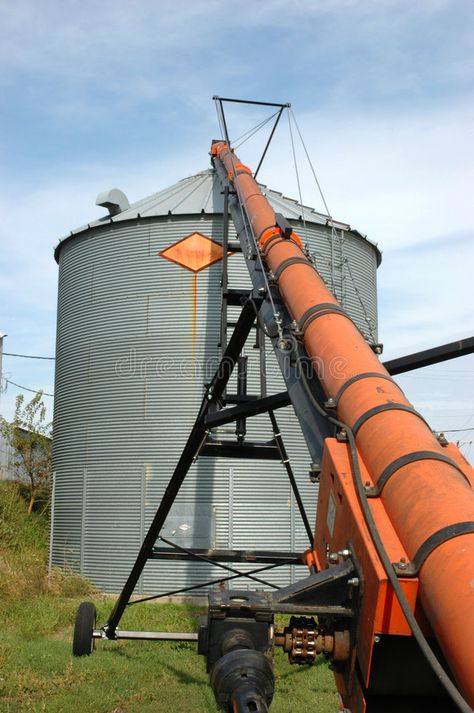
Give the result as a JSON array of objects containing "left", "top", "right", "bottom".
[{"left": 72, "top": 601, "right": 97, "bottom": 656}]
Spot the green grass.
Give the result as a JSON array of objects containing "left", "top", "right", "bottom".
[
  {"left": 0, "top": 482, "right": 339, "bottom": 712},
  {"left": 0, "top": 596, "right": 339, "bottom": 712}
]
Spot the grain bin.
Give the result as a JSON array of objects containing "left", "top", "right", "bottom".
[{"left": 51, "top": 168, "right": 381, "bottom": 593}]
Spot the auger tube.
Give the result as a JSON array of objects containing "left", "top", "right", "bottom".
[{"left": 212, "top": 140, "right": 474, "bottom": 707}]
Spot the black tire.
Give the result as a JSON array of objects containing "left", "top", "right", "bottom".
[{"left": 72, "top": 601, "right": 97, "bottom": 656}]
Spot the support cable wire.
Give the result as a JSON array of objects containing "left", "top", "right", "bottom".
[
  {"left": 158, "top": 536, "right": 279, "bottom": 589},
  {"left": 289, "top": 110, "right": 336, "bottom": 294},
  {"left": 289, "top": 108, "right": 332, "bottom": 218},
  {"left": 289, "top": 109, "right": 376, "bottom": 342},
  {"left": 253, "top": 107, "right": 284, "bottom": 180},
  {"left": 293, "top": 351, "right": 473, "bottom": 713},
  {"left": 287, "top": 110, "right": 306, "bottom": 228},
  {"left": 127, "top": 560, "right": 292, "bottom": 606},
  {"left": 233, "top": 110, "right": 281, "bottom": 150}
]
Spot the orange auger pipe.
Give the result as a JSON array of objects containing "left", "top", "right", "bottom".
[{"left": 214, "top": 141, "right": 474, "bottom": 705}]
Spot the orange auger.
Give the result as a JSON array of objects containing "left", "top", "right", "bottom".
[{"left": 214, "top": 140, "right": 474, "bottom": 705}]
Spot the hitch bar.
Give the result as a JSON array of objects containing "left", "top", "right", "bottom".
[{"left": 94, "top": 629, "right": 198, "bottom": 641}]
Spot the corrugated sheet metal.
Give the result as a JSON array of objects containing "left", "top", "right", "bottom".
[{"left": 52, "top": 194, "right": 379, "bottom": 595}]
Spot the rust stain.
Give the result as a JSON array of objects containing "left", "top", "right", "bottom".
[{"left": 191, "top": 273, "right": 198, "bottom": 359}]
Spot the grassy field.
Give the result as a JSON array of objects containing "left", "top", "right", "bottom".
[{"left": 0, "top": 482, "right": 339, "bottom": 712}]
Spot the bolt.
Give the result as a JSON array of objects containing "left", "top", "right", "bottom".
[
  {"left": 338, "top": 549, "right": 351, "bottom": 559},
  {"left": 347, "top": 577, "right": 359, "bottom": 587},
  {"left": 374, "top": 635, "right": 381, "bottom": 644},
  {"left": 325, "top": 397, "right": 336, "bottom": 409},
  {"left": 309, "top": 462, "right": 321, "bottom": 483},
  {"left": 258, "top": 286, "right": 266, "bottom": 295},
  {"left": 278, "top": 338, "right": 292, "bottom": 352},
  {"left": 374, "top": 346, "right": 382, "bottom": 354},
  {"left": 328, "top": 552, "right": 339, "bottom": 564},
  {"left": 396, "top": 559, "right": 408, "bottom": 570},
  {"left": 290, "top": 319, "right": 299, "bottom": 330}
]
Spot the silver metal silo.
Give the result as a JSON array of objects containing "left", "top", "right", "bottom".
[{"left": 51, "top": 169, "right": 381, "bottom": 593}]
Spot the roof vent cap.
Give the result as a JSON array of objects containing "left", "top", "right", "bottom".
[{"left": 96, "top": 188, "right": 130, "bottom": 216}]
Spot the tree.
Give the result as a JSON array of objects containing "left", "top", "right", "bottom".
[{"left": 1, "top": 392, "right": 52, "bottom": 514}]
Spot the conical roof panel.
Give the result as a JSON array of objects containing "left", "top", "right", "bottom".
[
  {"left": 67, "top": 169, "right": 340, "bottom": 234},
  {"left": 57, "top": 168, "right": 380, "bottom": 262}
]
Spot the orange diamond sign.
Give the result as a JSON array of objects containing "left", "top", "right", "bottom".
[{"left": 159, "top": 232, "right": 231, "bottom": 273}]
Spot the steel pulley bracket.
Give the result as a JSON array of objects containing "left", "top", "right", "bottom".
[{"left": 271, "top": 560, "right": 356, "bottom": 617}]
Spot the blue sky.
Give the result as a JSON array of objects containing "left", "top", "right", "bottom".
[{"left": 1, "top": 0, "right": 473, "bottom": 458}]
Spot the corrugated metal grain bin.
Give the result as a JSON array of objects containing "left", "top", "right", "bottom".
[{"left": 51, "top": 169, "right": 381, "bottom": 593}]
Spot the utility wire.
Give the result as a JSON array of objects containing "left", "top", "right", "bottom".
[
  {"left": 3, "top": 352, "right": 55, "bottom": 360},
  {"left": 4, "top": 379, "right": 54, "bottom": 397},
  {"left": 440, "top": 427, "right": 474, "bottom": 433}
]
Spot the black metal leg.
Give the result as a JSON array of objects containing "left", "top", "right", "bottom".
[
  {"left": 269, "top": 411, "right": 314, "bottom": 546},
  {"left": 105, "top": 298, "right": 261, "bottom": 635},
  {"left": 383, "top": 336, "right": 474, "bottom": 375}
]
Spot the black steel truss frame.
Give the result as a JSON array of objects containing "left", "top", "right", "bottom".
[
  {"left": 213, "top": 95, "right": 289, "bottom": 181},
  {"left": 104, "top": 296, "right": 263, "bottom": 634},
  {"left": 102, "top": 109, "right": 473, "bottom": 643},
  {"left": 102, "top": 142, "right": 332, "bottom": 635},
  {"left": 213, "top": 96, "right": 291, "bottom": 108}
]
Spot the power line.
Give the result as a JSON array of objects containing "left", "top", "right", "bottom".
[
  {"left": 4, "top": 378, "right": 54, "bottom": 397},
  {"left": 3, "top": 352, "right": 55, "bottom": 360},
  {"left": 439, "top": 427, "right": 474, "bottom": 433}
]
